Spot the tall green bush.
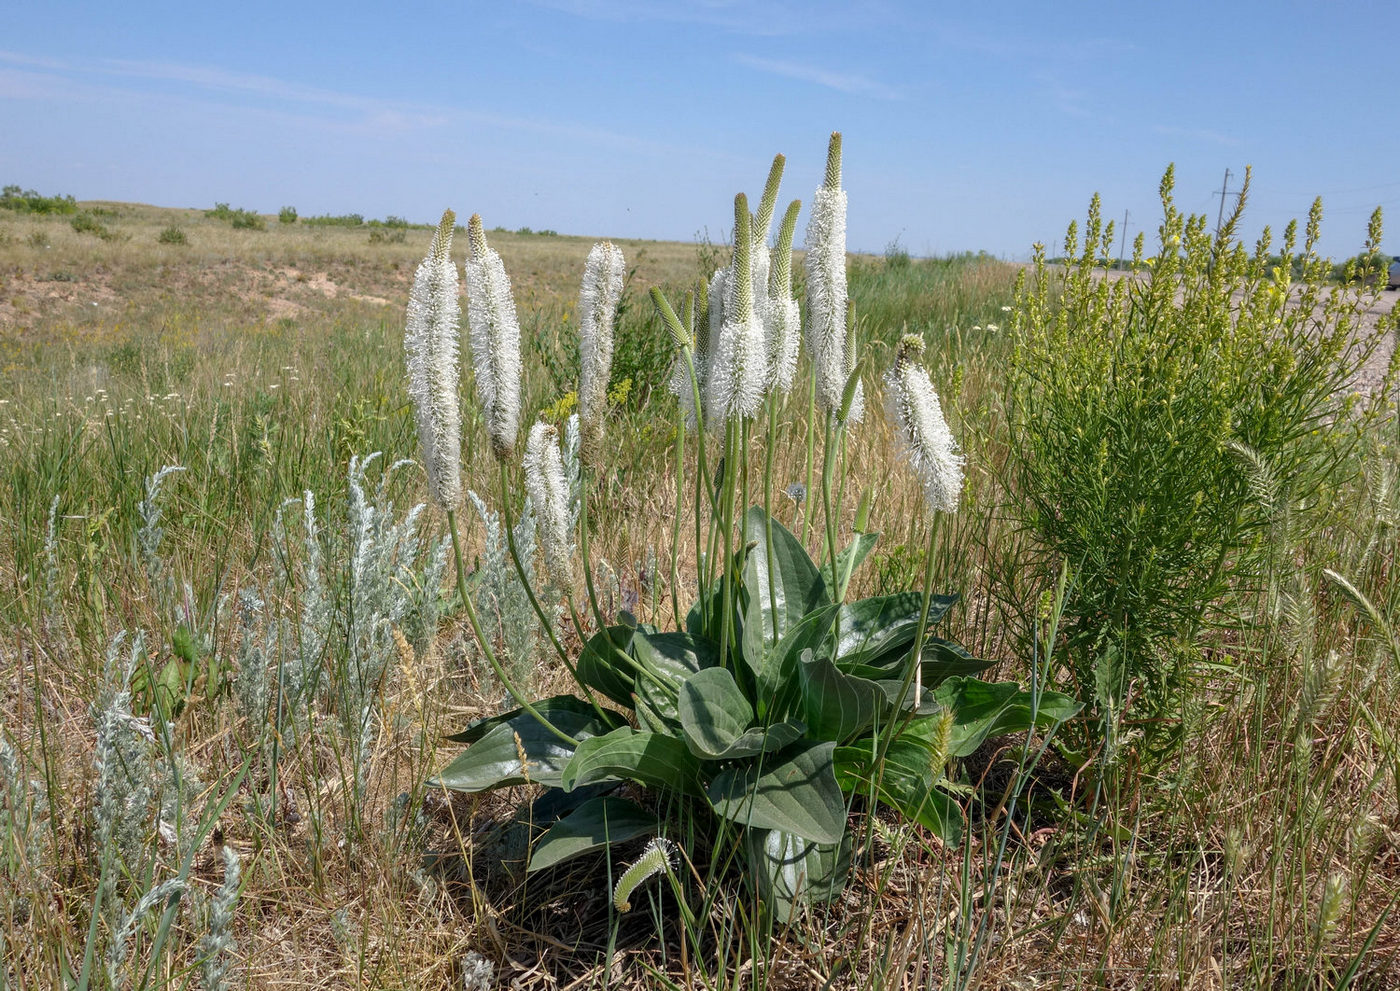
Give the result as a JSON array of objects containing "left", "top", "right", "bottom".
[{"left": 1004, "top": 166, "right": 1394, "bottom": 739}]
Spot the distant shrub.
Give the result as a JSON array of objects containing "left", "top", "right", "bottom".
[
  {"left": 1, "top": 184, "right": 78, "bottom": 215},
  {"left": 515, "top": 226, "right": 533, "bottom": 235},
  {"left": 278, "top": 206, "right": 298, "bottom": 224},
  {"left": 884, "top": 235, "right": 911, "bottom": 268},
  {"left": 302, "top": 213, "right": 364, "bottom": 227},
  {"left": 26, "top": 230, "right": 49, "bottom": 249},
  {"left": 70, "top": 211, "right": 115, "bottom": 240},
  {"left": 158, "top": 226, "right": 187, "bottom": 245},
  {"left": 367, "top": 228, "right": 407, "bottom": 244},
  {"left": 206, "top": 202, "right": 265, "bottom": 230}
]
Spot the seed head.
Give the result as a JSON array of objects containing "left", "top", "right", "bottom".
[
  {"left": 464, "top": 215, "right": 522, "bottom": 462},
  {"left": 885, "top": 334, "right": 963, "bottom": 514},
  {"left": 805, "top": 133, "right": 850, "bottom": 415},
  {"left": 766, "top": 198, "right": 803, "bottom": 392},
  {"left": 404, "top": 210, "right": 463, "bottom": 508},
  {"left": 524, "top": 421, "right": 574, "bottom": 591},
  {"left": 578, "top": 241, "right": 626, "bottom": 461}
]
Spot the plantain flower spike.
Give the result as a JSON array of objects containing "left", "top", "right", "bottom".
[
  {"left": 885, "top": 334, "right": 963, "bottom": 514},
  {"left": 464, "top": 214, "right": 522, "bottom": 462},
  {"left": 577, "top": 241, "right": 626, "bottom": 461},
  {"left": 749, "top": 154, "right": 783, "bottom": 370},
  {"left": 524, "top": 421, "right": 574, "bottom": 591},
  {"left": 805, "top": 132, "right": 852, "bottom": 417},
  {"left": 404, "top": 209, "right": 463, "bottom": 509},
  {"left": 668, "top": 277, "right": 710, "bottom": 431},
  {"left": 704, "top": 194, "right": 768, "bottom": 424},
  {"left": 767, "top": 198, "right": 802, "bottom": 392}
]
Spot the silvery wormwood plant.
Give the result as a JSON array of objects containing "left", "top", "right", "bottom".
[{"left": 408, "top": 136, "right": 1080, "bottom": 923}]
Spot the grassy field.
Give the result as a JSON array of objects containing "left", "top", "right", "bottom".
[{"left": 1, "top": 190, "right": 1399, "bottom": 990}]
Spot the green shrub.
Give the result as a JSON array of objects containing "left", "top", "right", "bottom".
[
  {"left": 301, "top": 213, "right": 364, "bottom": 227},
  {"left": 278, "top": 206, "right": 298, "bottom": 224},
  {"left": 205, "top": 203, "right": 265, "bottom": 230},
  {"left": 1004, "top": 166, "right": 1391, "bottom": 738},
  {"left": 367, "top": 227, "right": 406, "bottom": 244},
  {"left": 1, "top": 184, "right": 78, "bottom": 215},
  {"left": 70, "top": 211, "right": 116, "bottom": 240},
  {"left": 157, "top": 226, "right": 187, "bottom": 245}
]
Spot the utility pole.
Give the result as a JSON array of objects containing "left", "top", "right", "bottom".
[
  {"left": 1214, "top": 168, "right": 1233, "bottom": 239},
  {"left": 1117, "top": 209, "right": 1130, "bottom": 268}
]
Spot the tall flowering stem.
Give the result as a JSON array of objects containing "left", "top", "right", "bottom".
[
  {"left": 805, "top": 132, "right": 853, "bottom": 418},
  {"left": 405, "top": 216, "right": 571, "bottom": 745},
  {"left": 403, "top": 210, "right": 462, "bottom": 509},
  {"left": 578, "top": 241, "right": 626, "bottom": 461},
  {"left": 465, "top": 214, "right": 523, "bottom": 462}
]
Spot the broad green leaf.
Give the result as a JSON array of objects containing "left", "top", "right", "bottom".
[
  {"left": 632, "top": 629, "right": 718, "bottom": 731},
  {"left": 745, "top": 827, "right": 852, "bottom": 923},
  {"left": 834, "top": 737, "right": 963, "bottom": 843},
  {"left": 445, "top": 694, "right": 619, "bottom": 744},
  {"left": 798, "top": 649, "right": 885, "bottom": 741},
  {"left": 561, "top": 727, "right": 703, "bottom": 795},
  {"left": 742, "top": 507, "right": 828, "bottom": 681},
  {"left": 760, "top": 602, "right": 841, "bottom": 713},
  {"left": 707, "top": 741, "right": 847, "bottom": 845},
  {"left": 933, "top": 677, "right": 1083, "bottom": 757},
  {"left": 577, "top": 626, "right": 638, "bottom": 708},
  {"left": 836, "top": 592, "right": 959, "bottom": 669},
  {"left": 430, "top": 706, "right": 614, "bottom": 793},
  {"left": 820, "top": 531, "right": 880, "bottom": 595},
  {"left": 527, "top": 796, "right": 659, "bottom": 873},
  {"left": 678, "top": 667, "right": 755, "bottom": 758}
]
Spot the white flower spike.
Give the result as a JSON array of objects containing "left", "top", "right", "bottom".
[
  {"left": 885, "top": 334, "right": 963, "bottom": 515},
  {"left": 524, "top": 421, "right": 574, "bottom": 591},
  {"left": 465, "top": 214, "right": 523, "bottom": 462},
  {"left": 578, "top": 241, "right": 626, "bottom": 460},
  {"left": 404, "top": 210, "right": 463, "bottom": 509},
  {"left": 704, "top": 194, "right": 767, "bottom": 424},
  {"left": 804, "top": 132, "right": 855, "bottom": 418}
]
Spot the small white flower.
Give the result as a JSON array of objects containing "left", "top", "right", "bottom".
[
  {"left": 885, "top": 335, "right": 963, "bottom": 515},
  {"left": 465, "top": 215, "right": 523, "bottom": 462}
]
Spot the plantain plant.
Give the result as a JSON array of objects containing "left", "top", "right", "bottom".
[{"left": 409, "top": 135, "right": 1079, "bottom": 923}]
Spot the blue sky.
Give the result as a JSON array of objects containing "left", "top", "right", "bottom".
[{"left": 3, "top": 1, "right": 1398, "bottom": 260}]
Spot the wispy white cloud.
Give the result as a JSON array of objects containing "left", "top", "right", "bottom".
[
  {"left": 0, "top": 49, "right": 689, "bottom": 153},
  {"left": 522, "top": 0, "right": 889, "bottom": 36},
  {"left": 1152, "top": 124, "right": 1240, "bottom": 147},
  {"left": 733, "top": 54, "right": 901, "bottom": 100}
]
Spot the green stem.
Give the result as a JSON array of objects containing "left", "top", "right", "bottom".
[
  {"left": 448, "top": 509, "right": 576, "bottom": 746},
  {"left": 801, "top": 373, "right": 818, "bottom": 545},
  {"left": 670, "top": 406, "right": 686, "bottom": 629},
  {"left": 497, "top": 462, "right": 606, "bottom": 718},
  {"left": 717, "top": 420, "right": 738, "bottom": 671}
]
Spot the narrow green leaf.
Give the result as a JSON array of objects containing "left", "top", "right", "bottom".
[{"left": 820, "top": 531, "right": 879, "bottom": 593}]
